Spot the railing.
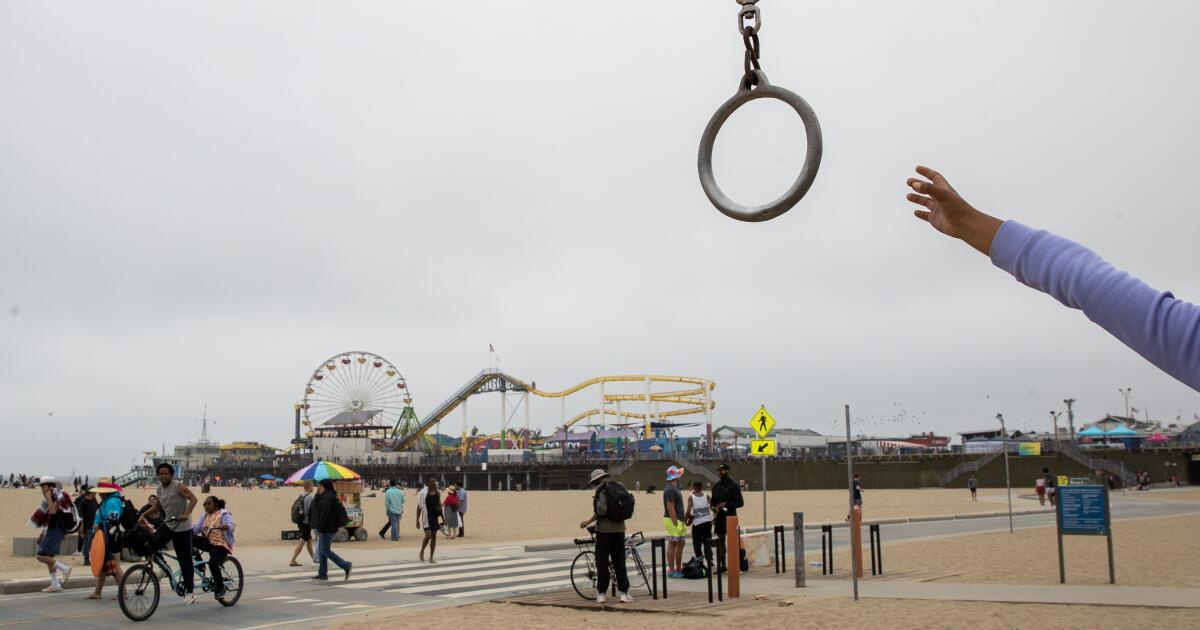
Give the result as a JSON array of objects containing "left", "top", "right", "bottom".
[
  {"left": 673, "top": 456, "right": 720, "bottom": 482},
  {"left": 1058, "top": 442, "right": 1135, "bottom": 486},
  {"left": 937, "top": 450, "right": 1002, "bottom": 487}
]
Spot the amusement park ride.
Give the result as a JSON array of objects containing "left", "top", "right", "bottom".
[{"left": 292, "top": 351, "right": 717, "bottom": 457}]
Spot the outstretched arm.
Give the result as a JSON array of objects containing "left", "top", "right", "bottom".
[{"left": 906, "top": 166, "right": 1200, "bottom": 391}]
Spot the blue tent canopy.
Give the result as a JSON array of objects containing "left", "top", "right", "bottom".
[
  {"left": 1077, "top": 426, "right": 1105, "bottom": 436},
  {"left": 1105, "top": 425, "right": 1137, "bottom": 436}
]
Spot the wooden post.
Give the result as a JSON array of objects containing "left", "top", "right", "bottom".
[
  {"left": 725, "top": 516, "right": 740, "bottom": 598},
  {"left": 851, "top": 506, "right": 864, "bottom": 578}
]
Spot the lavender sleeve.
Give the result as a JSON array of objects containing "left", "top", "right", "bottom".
[{"left": 989, "top": 221, "right": 1200, "bottom": 391}]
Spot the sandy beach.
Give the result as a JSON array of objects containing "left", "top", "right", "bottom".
[
  {"left": 326, "top": 598, "right": 1200, "bottom": 630},
  {"left": 1, "top": 486, "right": 1025, "bottom": 575}
]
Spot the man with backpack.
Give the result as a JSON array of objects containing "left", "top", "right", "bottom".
[
  {"left": 289, "top": 481, "right": 316, "bottom": 566},
  {"left": 578, "top": 469, "right": 634, "bottom": 604}
]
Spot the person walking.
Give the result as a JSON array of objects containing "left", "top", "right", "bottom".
[
  {"left": 905, "top": 166, "right": 1200, "bottom": 392},
  {"left": 88, "top": 481, "right": 127, "bottom": 600},
  {"left": 1043, "top": 468, "right": 1058, "bottom": 507},
  {"left": 191, "top": 496, "right": 235, "bottom": 598},
  {"left": 378, "top": 480, "right": 405, "bottom": 541},
  {"left": 686, "top": 480, "right": 713, "bottom": 562},
  {"left": 578, "top": 469, "right": 633, "bottom": 604},
  {"left": 311, "top": 479, "right": 353, "bottom": 581},
  {"left": 852, "top": 473, "right": 864, "bottom": 508},
  {"left": 442, "top": 485, "right": 460, "bottom": 540},
  {"left": 662, "top": 467, "right": 687, "bottom": 578},
  {"left": 148, "top": 463, "right": 198, "bottom": 605},
  {"left": 967, "top": 475, "right": 978, "bottom": 501},
  {"left": 76, "top": 486, "right": 99, "bottom": 566},
  {"left": 289, "top": 481, "right": 316, "bottom": 566},
  {"left": 456, "top": 483, "right": 468, "bottom": 537},
  {"left": 416, "top": 478, "right": 441, "bottom": 562},
  {"left": 29, "top": 476, "right": 76, "bottom": 593}
]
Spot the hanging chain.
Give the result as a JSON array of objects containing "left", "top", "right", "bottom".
[{"left": 737, "top": 1, "right": 764, "bottom": 89}]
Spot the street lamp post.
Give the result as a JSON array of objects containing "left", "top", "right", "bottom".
[
  {"left": 997, "top": 413, "right": 1014, "bottom": 534},
  {"left": 1050, "top": 411, "right": 1062, "bottom": 450},
  {"left": 1063, "top": 398, "right": 1077, "bottom": 441},
  {"left": 1118, "top": 387, "right": 1132, "bottom": 419}
]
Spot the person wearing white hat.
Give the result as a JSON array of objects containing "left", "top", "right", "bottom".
[
  {"left": 29, "top": 476, "right": 76, "bottom": 593},
  {"left": 578, "top": 469, "right": 633, "bottom": 604}
]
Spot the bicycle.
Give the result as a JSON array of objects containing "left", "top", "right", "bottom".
[
  {"left": 570, "top": 527, "right": 652, "bottom": 600},
  {"left": 117, "top": 527, "right": 243, "bottom": 622}
]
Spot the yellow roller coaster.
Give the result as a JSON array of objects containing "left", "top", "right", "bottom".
[{"left": 391, "top": 370, "right": 716, "bottom": 453}]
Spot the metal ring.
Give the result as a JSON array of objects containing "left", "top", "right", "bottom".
[{"left": 698, "top": 70, "right": 823, "bottom": 222}]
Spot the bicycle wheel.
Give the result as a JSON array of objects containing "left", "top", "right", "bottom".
[
  {"left": 215, "top": 556, "right": 244, "bottom": 607},
  {"left": 570, "top": 551, "right": 598, "bottom": 600},
  {"left": 119, "top": 564, "right": 161, "bottom": 622},
  {"left": 627, "top": 548, "right": 651, "bottom": 595}
]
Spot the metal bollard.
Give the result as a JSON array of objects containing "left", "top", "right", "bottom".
[
  {"left": 704, "top": 536, "right": 723, "bottom": 603},
  {"left": 650, "top": 537, "right": 666, "bottom": 600},
  {"left": 869, "top": 524, "right": 883, "bottom": 576},
  {"left": 794, "top": 512, "right": 806, "bottom": 588},
  {"left": 773, "top": 525, "right": 787, "bottom": 574},
  {"left": 821, "top": 524, "right": 833, "bottom": 575}
]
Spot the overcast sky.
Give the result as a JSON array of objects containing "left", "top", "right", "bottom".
[{"left": 3, "top": 1, "right": 1199, "bottom": 476}]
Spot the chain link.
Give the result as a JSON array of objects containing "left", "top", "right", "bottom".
[{"left": 737, "top": 1, "right": 763, "bottom": 89}]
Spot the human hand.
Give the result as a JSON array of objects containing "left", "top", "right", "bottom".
[
  {"left": 579, "top": 520, "right": 589, "bottom": 529},
  {"left": 906, "top": 165, "right": 1002, "bottom": 256}
]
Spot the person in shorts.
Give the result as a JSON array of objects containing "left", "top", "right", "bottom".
[
  {"left": 1035, "top": 473, "right": 1047, "bottom": 505},
  {"left": 290, "top": 481, "right": 316, "bottom": 566},
  {"left": 29, "top": 476, "right": 75, "bottom": 593},
  {"left": 662, "top": 466, "right": 687, "bottom": 578}
]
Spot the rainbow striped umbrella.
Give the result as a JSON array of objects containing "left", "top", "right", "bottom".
[{"left": 284, "top": 461, "right": 361, "bottom": 485}]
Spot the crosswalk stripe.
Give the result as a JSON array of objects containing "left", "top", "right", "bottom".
[
  {"left": 386, "top": 569, "right": 567, "bottom": 594},
  {"left": 289, "top": 598, "right": 322, "bottom": 604},
  {"left": 261, "top": 596, "right": 297, "bottom": 601},
  {"left": 266, "top": 555, "right": 506, "bottom": 580},
  {"left": 337, "top": 557, "right": 557, "bottom": 589},
  {"left": 442, "top": 579, "right": 572, "bottom": 599},
  {"left": 338, "top": 604, "right": 375, "bottom": 610},
  {"left": 312, "top": 601, "right": 347, "bottom": 606},
  {"left": 338, "top": 559, "right": 566, "bottom": 590}
]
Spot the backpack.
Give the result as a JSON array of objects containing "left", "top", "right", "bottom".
[
  {"left": 682, "top": 556, "right": 708, "bottom": 579},
  {"left": 290, "top": 495, "right": 306, "bottom": 524},
  {"left": 595, "top": 481, "right": 635, "bottom": 521}
]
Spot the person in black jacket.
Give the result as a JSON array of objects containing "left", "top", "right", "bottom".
[
  {"left": 76, "top": 487, "right": 99, "bottom": 565},
  {"left": 310, "top": 479, "right": 353, "bottom": 581},
  {"left": 710, "top": 464, "right": 743, "bottom": 571}
]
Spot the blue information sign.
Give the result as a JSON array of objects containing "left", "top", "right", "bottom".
[{"left": 1057, "top": 485, "right": 1108, "bottom": 535}]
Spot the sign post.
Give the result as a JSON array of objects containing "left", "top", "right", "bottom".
[
  {"left": 1055, "top": 481, "right": 1115, "bottom": 584},
  {"left": 749, "top": 406, "right": 777, "bottom": 532}
]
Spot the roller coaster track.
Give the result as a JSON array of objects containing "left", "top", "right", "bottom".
[{"left": 391, "top": 369, "right": 715, "bottom": 452}]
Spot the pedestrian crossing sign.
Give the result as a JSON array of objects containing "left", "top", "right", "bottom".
[
  {"left": 749, "top": 406, "right": 776, "bottom": 438},
  {"left": 750, "top": 439, "right": 777, "bottom": 457}
]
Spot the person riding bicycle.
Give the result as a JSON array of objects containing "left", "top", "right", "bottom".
[
  {"left": 146, "top": 463, "right": 199, "bottom": 605},
  {"left": 578, "top": 469, "right": 634, "bottom": 604},
  {"left": 191, "top": 496, "right": 235, "bottom": 598}
]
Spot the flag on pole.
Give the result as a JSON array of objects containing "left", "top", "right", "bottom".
[{"left": 489, "top": 343, "right": 494, "bottom": 352}]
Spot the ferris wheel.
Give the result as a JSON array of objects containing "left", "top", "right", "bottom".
[{"left": 302, "top": 351, "right": 412, "bottom": 431}]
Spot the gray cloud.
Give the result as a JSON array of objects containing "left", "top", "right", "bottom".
[{"left": 3, "top": 1, "right": 1198, "bottom": 474}]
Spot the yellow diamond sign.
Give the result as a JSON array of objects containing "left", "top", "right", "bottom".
[
  {"left": 749, "top": 406, "right": 776, "bottom": 438},
  {"left": 750, "top": 438, "right": 777, "bottom": 457}
]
